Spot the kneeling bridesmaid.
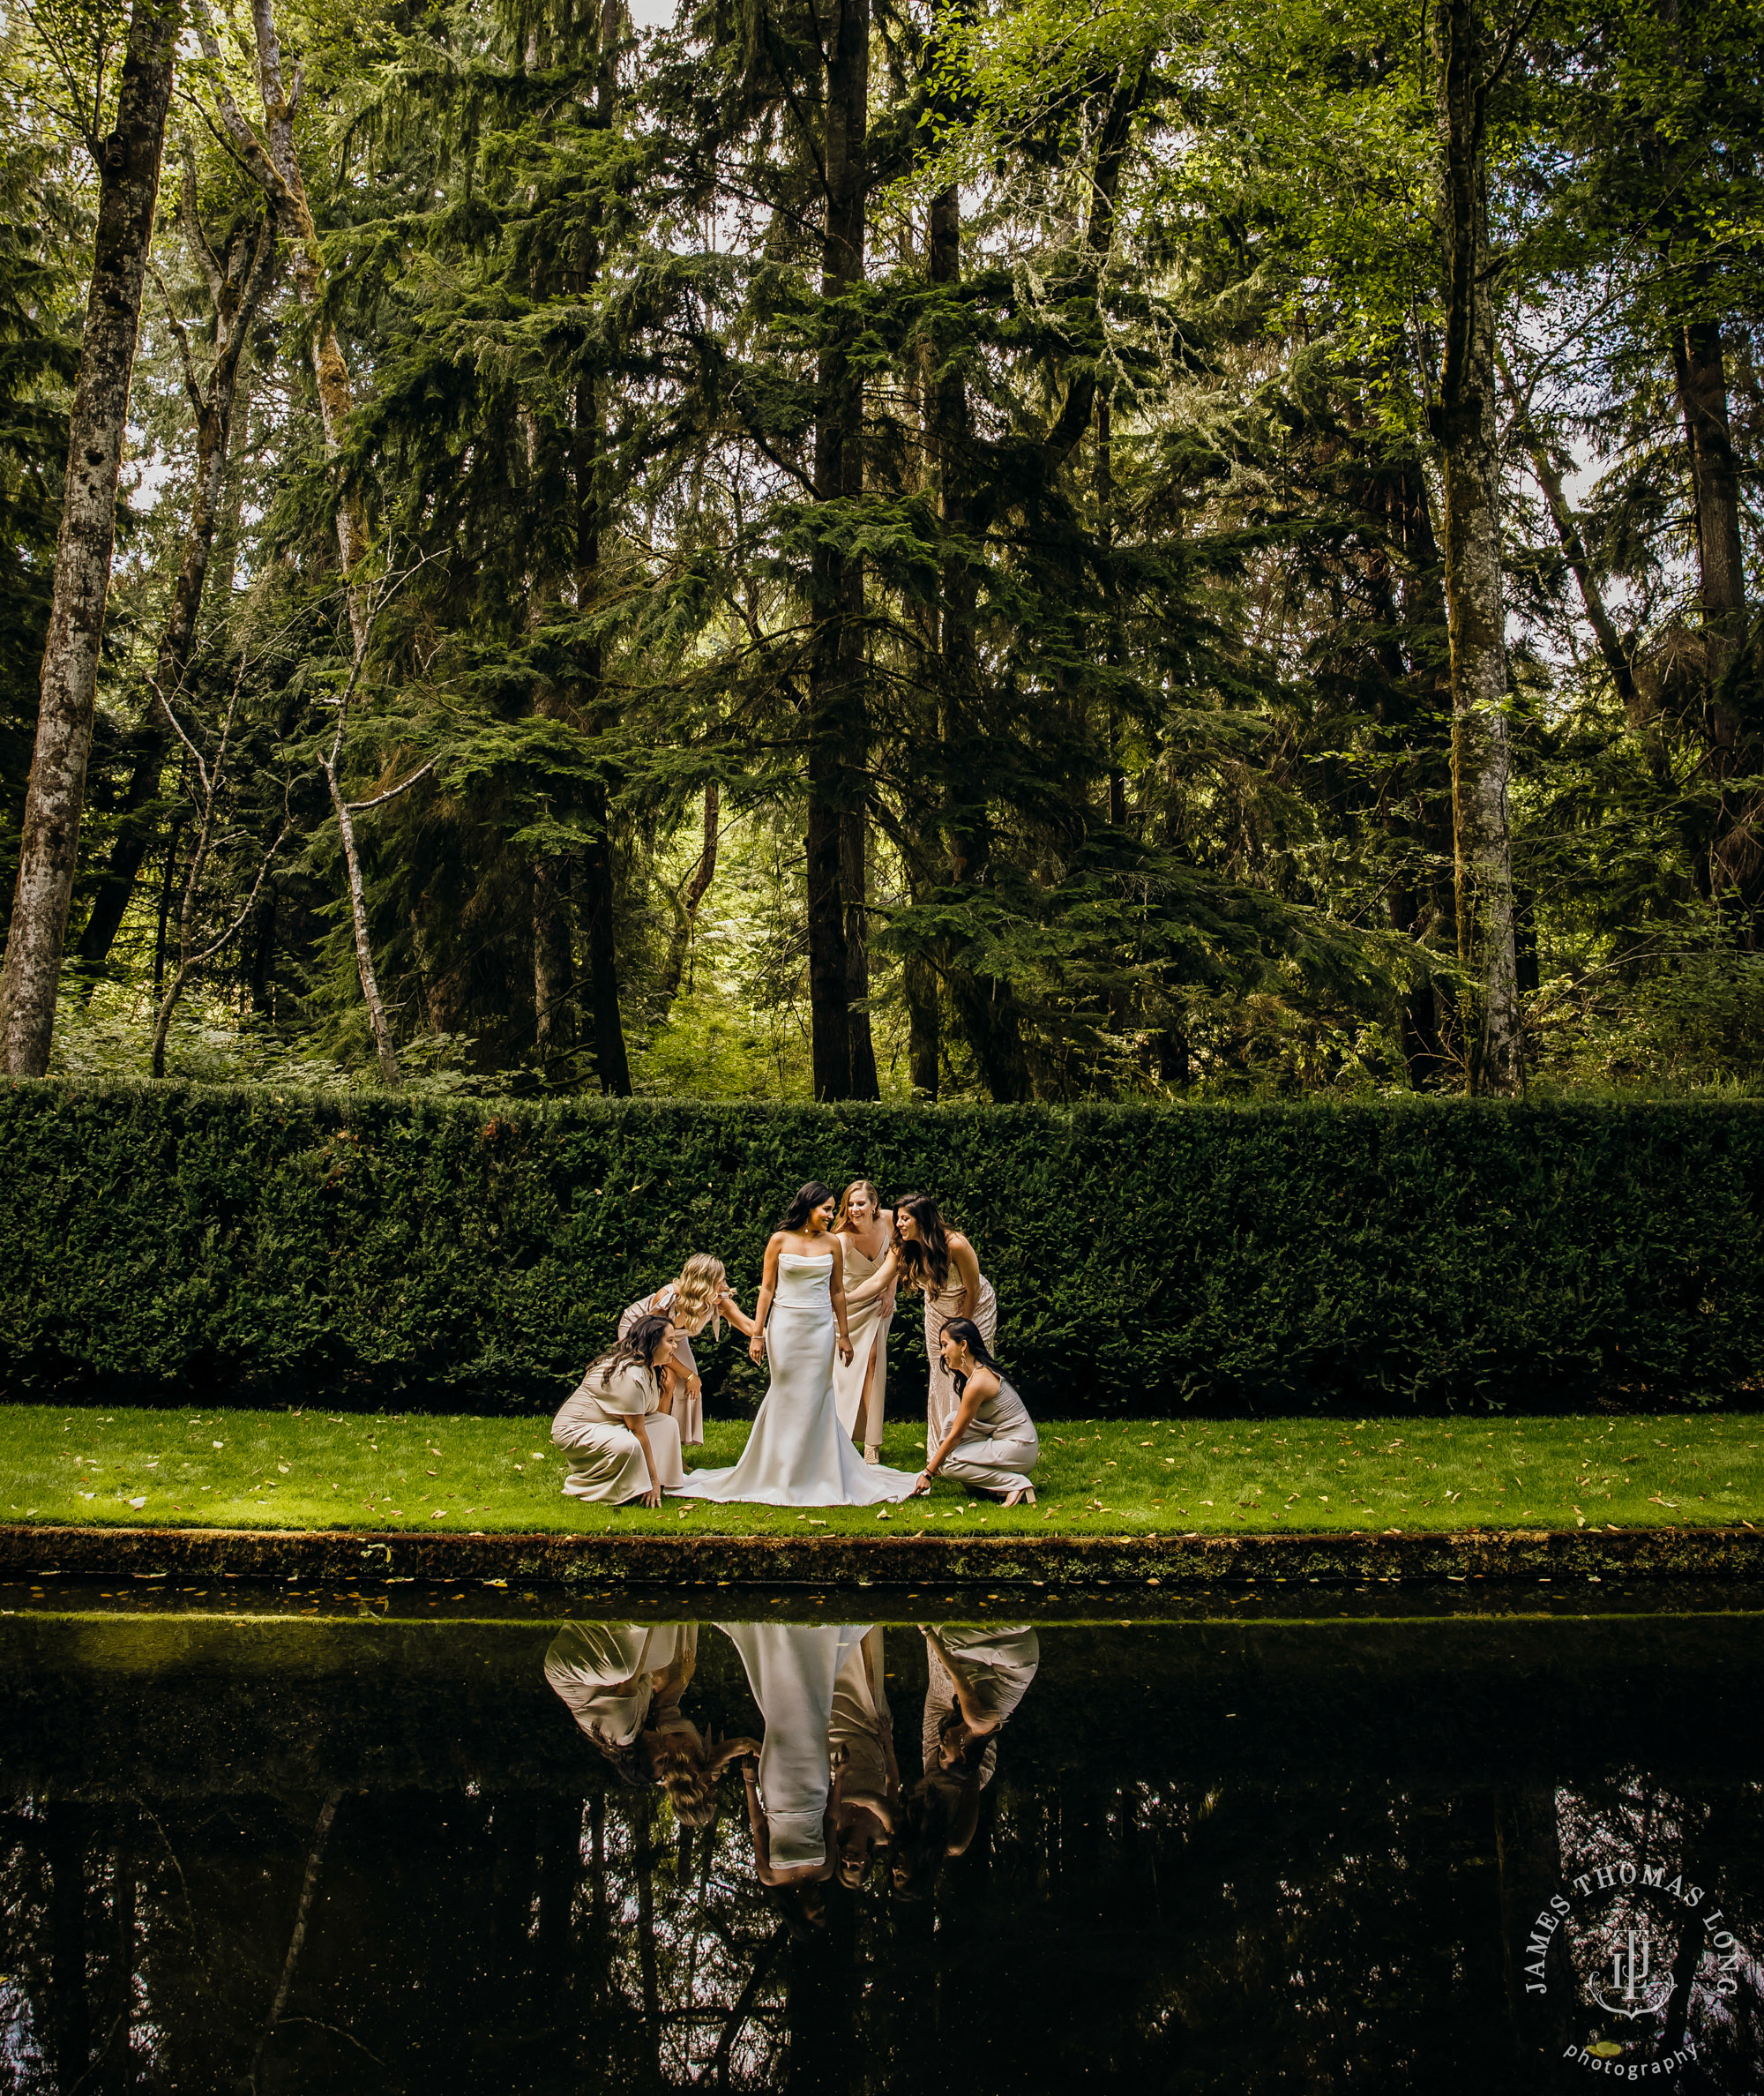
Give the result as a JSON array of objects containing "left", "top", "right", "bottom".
[
  {"left": 912, "top": 1319, "right": 1038, "bottom": 1508},
  {"left": 552, "top": 1313, "right": 686, "bottom": 1508}
]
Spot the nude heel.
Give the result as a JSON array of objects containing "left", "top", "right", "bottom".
[{"left": 1002, "top": 1486, "right": 1035, "bottom": 1508}]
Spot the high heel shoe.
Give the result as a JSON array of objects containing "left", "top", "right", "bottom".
[
  {"left": 863, "top": 1447, "right": 881, "bottom": 1465},
  {"left": 1001, "top": 1486, "right": 1036, "bottom": 1508}
]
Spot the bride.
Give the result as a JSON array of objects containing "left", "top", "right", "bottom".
[{"left": 669, "top": 1182, "right": 919, "bottom": 1507}]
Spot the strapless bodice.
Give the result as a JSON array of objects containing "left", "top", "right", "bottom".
[{"left": 774, "top": 1251, "right": 833, "bottom": 1311}]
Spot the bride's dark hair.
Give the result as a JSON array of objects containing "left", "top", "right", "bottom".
[
  {"left": 780, "top": 1180, "right": 836, "bottom": 1231},
  {"left": 893, "top": 1193, "right": 951, "bottom": 1292},
  {"left": 939, "top": 1317, "right": 999, "bottom": 1399}
]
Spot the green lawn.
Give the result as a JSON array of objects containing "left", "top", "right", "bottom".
[{"left": 3, "top": 1404, "right": 1761, "bottom": 1537}]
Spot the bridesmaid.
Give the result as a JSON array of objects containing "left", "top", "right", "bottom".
[
  {"left": 893, "top": 1193, "right": 998, "bottom": 1448},
  {"left": 828, "top": 1625, "right": 901, "bottom": 1888},
  {"left": 831, "top": 1179, "right": 897, "bottom": 1463},
  {"left": 550, "top": 1312, "right": 685, "bottom": 1507},
  {"left": 618, "top": 1253, "right": 756, "bottom": 1446},
  {"left": 543, "top": 1620, "right": 757, "bottom": 1825},
  {"left": 911, "top": 1318, "right": 1038, "bottom": 1506}
]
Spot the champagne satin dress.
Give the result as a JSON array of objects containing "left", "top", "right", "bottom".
[
  {"left": 551, "top": 1359, "right": 685, "bottom": 1502},
  {"left": 923, "top": 1268, "right": 998, "bottom": 1446},
  {"left": 831, "top": 1236, "right": 893, "bottom": 1455}
]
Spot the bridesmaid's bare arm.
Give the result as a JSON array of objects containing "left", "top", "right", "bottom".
[
  {"left": 947, "top": 1231, "right": 983, "bottom": 1319},
  {"left": 716, "top": 1287, "right": 758, "bottom": 1338},
  {"left": 828, "top": 1236, "right": 854, "bottom": 1364},
  {"left": 844, "top": 1246, "right": 897, "bottom": 1308},
  {"left": 748, "top": 1236, "right": 782, "bottom": 1364}
]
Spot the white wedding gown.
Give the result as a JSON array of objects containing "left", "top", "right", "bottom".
[
  {"left": 718, "top": 1621, "right": 868, "bottom": 1870},
  {"left": 669, "top": 1252, "right": 920, "bottom": 1505}
]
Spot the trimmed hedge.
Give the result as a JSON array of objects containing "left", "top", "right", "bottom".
[{"left": 3, "top": 1080, "right": 1762, "bottom": 1417}]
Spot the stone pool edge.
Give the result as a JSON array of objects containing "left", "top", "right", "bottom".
[{"left": 3, "top": 1521, "right": 1761, "bottom": 1585}]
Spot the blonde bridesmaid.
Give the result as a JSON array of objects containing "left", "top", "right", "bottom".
[
  {"left": 893, "top": 1194, "right": 998, "bottom": 1448},
  {"left": 831, "top": 1179, "right": 897, "bottom": 1463},
  {"left": 618, "top": 1253, "right": 756, "bottom": 1445}
]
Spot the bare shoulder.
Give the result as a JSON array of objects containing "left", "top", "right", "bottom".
[{"left": 946, "top": 1228, "right": 975, "bottom": 1255}]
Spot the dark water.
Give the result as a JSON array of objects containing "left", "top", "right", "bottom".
[{"left": 1, "top": 1583, "right": 1760, "bottom": 2093}]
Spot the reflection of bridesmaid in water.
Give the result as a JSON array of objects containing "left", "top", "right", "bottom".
[
  {"left": 893, "top": 1623, "right": 1040, "bottom": 1900},
  {"left": 828, "top": 1626, "right": 901, "bottom": 1887},
  {"left": 543, "top": 1621, "right": 755, "bottom": 1824}
]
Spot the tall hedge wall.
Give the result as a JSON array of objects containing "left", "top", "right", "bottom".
[{"left": 3, "top": 1081, "right": 1761, "bottom": 1417}]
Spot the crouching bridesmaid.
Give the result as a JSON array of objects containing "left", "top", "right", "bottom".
[
  {"left": 911, "top": 1319, "right": 1038, "bottom": 1507},
  {"left": 552, "top": 1313, "right": 685, "bottom": 1508}
]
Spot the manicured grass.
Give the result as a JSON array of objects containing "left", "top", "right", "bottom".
[{"left": 3, "top": 1404, "right": 1762, "bottom": 1537}]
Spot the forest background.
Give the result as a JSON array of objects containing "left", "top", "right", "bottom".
[{"left": 0, "top": 0, "right": 1761, "bottom": 1109}]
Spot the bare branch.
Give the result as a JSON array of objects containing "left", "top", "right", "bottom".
[
  {"left": 347, "top": 758, "right": 437, "bottom": 813},
  {"left": 151, "top": 265, "right": 207, "bottom": 418},
  {"left": 177, "top": 138, "right": 225, "bottom": 301}
]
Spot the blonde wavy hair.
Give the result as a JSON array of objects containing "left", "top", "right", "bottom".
[
  {"left": 669, "top": 1253, "right": 728, "bottom": 1338},
  {"left": 833, "top": 1180, "right": 884, "bottom": 1234},
  {"left": 652, "top": 1741, "right": 724, "bottom": 1828}
]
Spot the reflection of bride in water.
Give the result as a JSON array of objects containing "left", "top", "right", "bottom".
[
  {"left": 543, "top": 1621, "right": 756, "bottom": 1823},
  {"left": 544, "top": 1615, "right": 1032, "bottom": 1920}
]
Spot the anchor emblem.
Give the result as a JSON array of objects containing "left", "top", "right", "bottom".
[{"left": 1587, "top": 1930, "right": 1676, "bottom": 2020}]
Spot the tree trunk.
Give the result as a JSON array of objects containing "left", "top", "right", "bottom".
[
  {"left": 579, "top": 781, "right": 631, "bottom": 1095},
  {"left": 926, "top": 182, "right": 1031, "bottom": 1101},
  {"left": 0, "top": 0, "right": 176, "bottom": 1075},
  {"left": 325, "top": 768, "right": 402, "bottom": 1087},
  {"left": 1432, "top": 0, "right": 1521, "bottom": 1097},
  {"left": 1671, "top": 311, "right": 1762, "bottom": 910},
  {"left": 661, "top": 777, "right": 719, "bottom": 1006},
  {"left": 905, "top": 945, "right": 939, "bottom": 1097},
  {"left": 201, "top": 0, "right": 370, "bottom": 644},
  {"left": 804, "top": 0, "right": 870, "bottom": 1100},
  {"left": 78, "top": 203, "right": 274, "bottom": 971},
  {"left": 531, "top": 852, "right": 574, "bottom": 1073},
  {"left": 1674, "top": 312, "right": 1748, "bottom": 692},
  {"left": 842, "top": 802, "right": 878, "bottom": 1096},
  {"left": 572, "top": 347, "right": 632, "bottom": 1095},
  {"left": 47, "top": 1800, "right": 90, "bottom": 2090}
]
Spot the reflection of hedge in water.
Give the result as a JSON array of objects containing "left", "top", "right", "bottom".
[
  {"left": 7, "top": 1613, "right": 1764, "bottom": 1799},
  {"left": 4, "top": 1709, "right": 1760, "bottom": 2088},
  {"left": 5, "top": 1079, "right": 1764, "bottom": 1414}
]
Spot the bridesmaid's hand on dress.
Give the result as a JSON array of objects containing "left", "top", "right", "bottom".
[
  {"left": 748, "top": 1331, "right": 766, "bottom": 1366},
  {"left": 838, "top": 1334, "right": 854, "bottom": 1366}
]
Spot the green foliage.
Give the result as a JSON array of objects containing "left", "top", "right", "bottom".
[{"left": 5, "top": 1079, "right": 1762, "bottom": 1416}]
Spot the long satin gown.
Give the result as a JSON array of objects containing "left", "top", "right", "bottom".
[
  {"left": 923, "top": 1268, "right": 998, "bottom": 1445},
  {"left": 831, "top": 1237, "right": 893, "bottom": 1452},
  {"left": 720, "top": 1621, "right": 868, "bottom": 1873},
  {"left": 670, "top": 1253, "right": 919, "bottom": 1506}
]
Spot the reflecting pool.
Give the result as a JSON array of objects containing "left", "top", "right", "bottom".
[{"left": 1, "top": 1583, "right": 1760, "bottom": 2092}]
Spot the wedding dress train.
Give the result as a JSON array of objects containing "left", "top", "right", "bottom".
[{"left": 670, "top": 1253, "right": 918, "bottom": 1506}]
